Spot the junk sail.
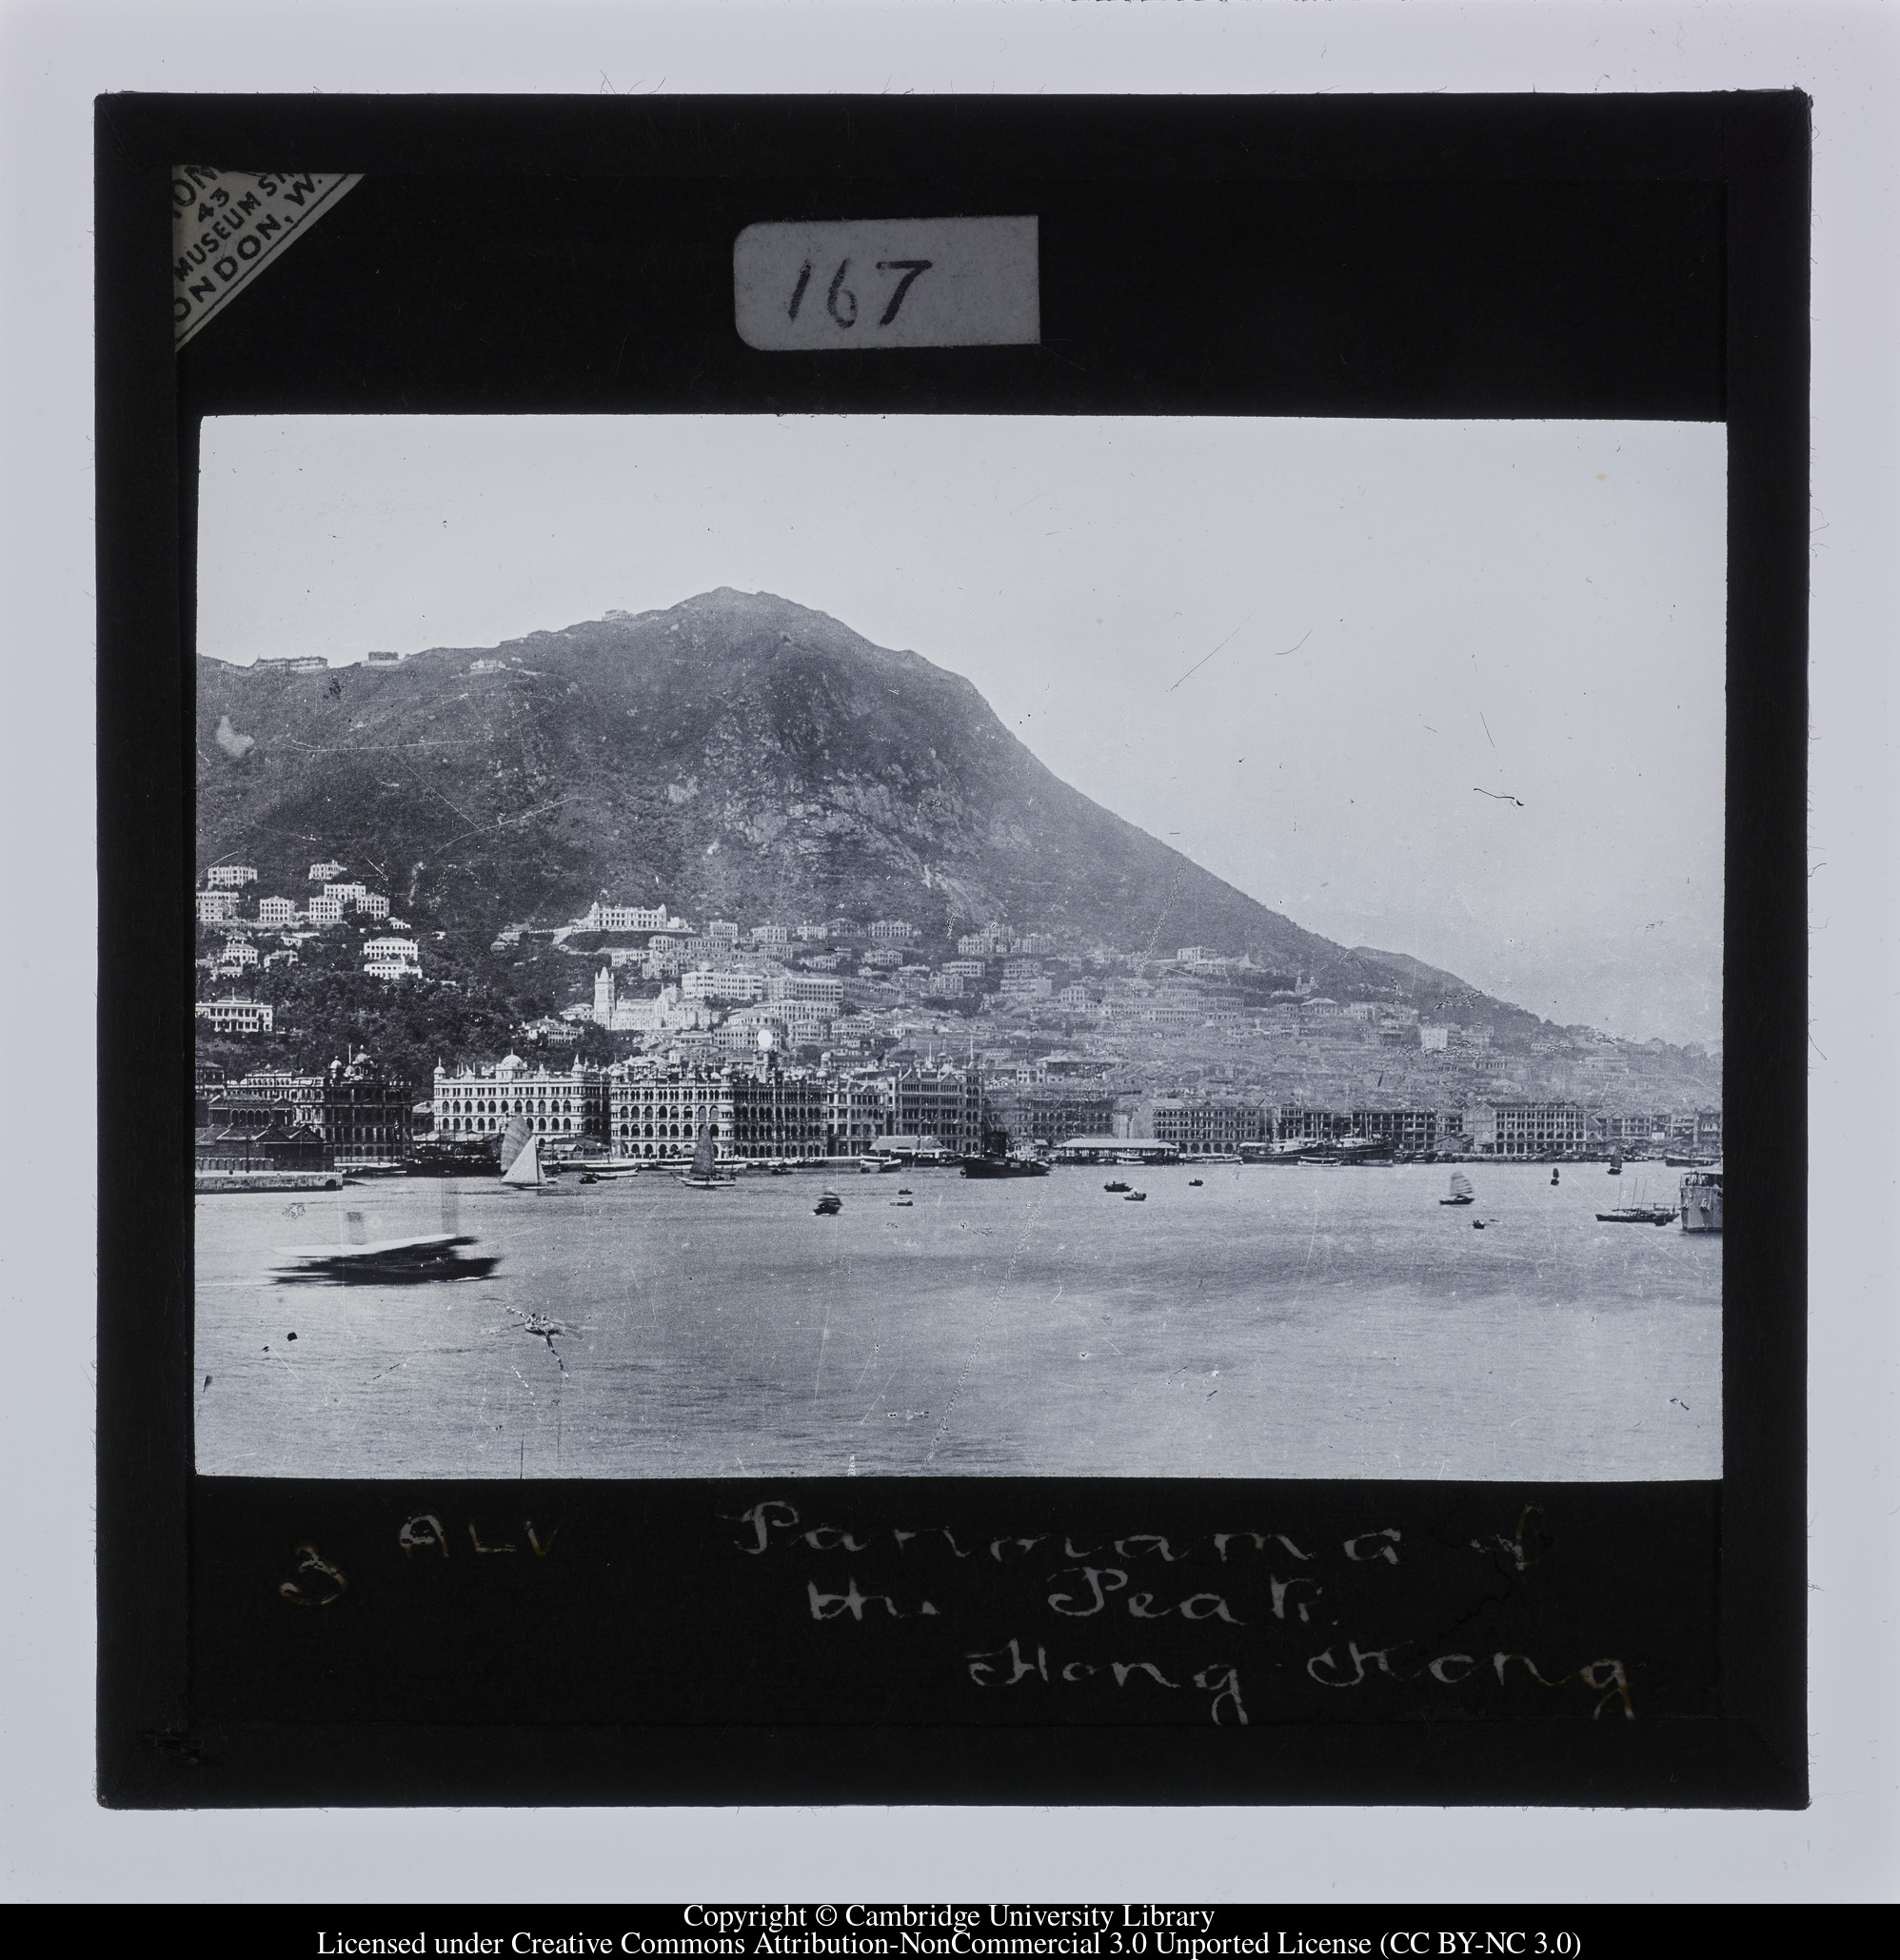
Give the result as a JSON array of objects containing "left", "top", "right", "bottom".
[
  {"left": 501, "top": 1135, "right": 544, "bottom": 1186},
  {"left": 498, "top": 1112, "right": 534, "bottom": 1175},
  {"left": 682, "top": 1121, "right": 734, "bottom": 1189}
]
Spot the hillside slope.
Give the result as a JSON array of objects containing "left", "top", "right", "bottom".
[{"left": 196, "top": 588, "right": 1535, "bottom": 1023}]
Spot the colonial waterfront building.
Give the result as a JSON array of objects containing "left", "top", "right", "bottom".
[
  {"left": 1464, "top": 1101, "right": 1593, "bottom": 1156},
  {"left": 887, "top": 1065, "right": 985, "bottom": 1157},
  {"left": 1276, "top": 1107, "right": 1353, "bottom": 1144},
  {"left": 1152, "top": 1099, "right": 1270, "bottom": 1157},
  {"left": 428, "top": 1050, "right": 992, "bottom": 1163},
  {"left": 826, "top": 1069, "right": 890, "bottom": 1157},
  {"left": 208, "top": 1068, "right": 325, "bottom": 1129},
  {"left": 431, "top": 1055, "right": 609, "bottom": 1145},
  {"left": 983, "top": 1080, "right": 1115, "bottom": 1152},
  {"left": 319, "top": 1055, "right": 423, "bottom": 1162},
  {"left": 195, "top": 1119, "right": 331, "bottom": 1177},
  {"left": 732, "top": 1064, "right": 827, "bottom": 1159},
  {"left": 605, "top": 1059, "right": 735, "bottom": 1158},
  {"left": 1593, "top": 1110, "right": 1672, "bottom": 1148},
  {"left": 1348, "top": 1108, "right": 1439, "bottom": 1152}
]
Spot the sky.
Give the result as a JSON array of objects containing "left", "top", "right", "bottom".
[{"left": 198, "top": 413, "right": 1727, "bottom": 1045}]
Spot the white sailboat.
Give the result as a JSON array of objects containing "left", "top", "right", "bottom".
[{"left": 501, "top": 1135, "right": 544, "bottom": 1187}]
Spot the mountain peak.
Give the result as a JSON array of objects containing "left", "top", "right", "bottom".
[{"left": 193, "top": 592, "right": 1533, "bottom": 1023}]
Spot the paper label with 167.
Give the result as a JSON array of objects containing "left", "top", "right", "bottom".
[{"left": 732, "top": 216, "right": 1039, "bottom": 351}]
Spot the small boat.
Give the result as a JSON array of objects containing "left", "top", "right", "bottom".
[
  {"left": 1188, "top": 1178, "right": 1204, "bottom": 1187},
  {"left": 1124, "top": 1191, "right": 1147, "bottom": 1202},
  {"left": 1473, "top": 1219, "right": 1486, "bottom": 1230},
  {"left": 897, "top": 1187, "right": 913, "bottom": 1196},
  {"left": 890, "top": 1198, "right": 913, "bottom": 1207},
  {"left": 272, "top": 1232, "right": 499, "bottom": 1285},
  {"left": 1103, "top": 1180, "right": 1131, "bottom": 1194},
  {"left": 814, "top": 1190, "right": 842, "bottom": 1217},
  {"left": 1596, "top": 1206, "right": 1677, "bottom": 1225},
  {"left": 1550, "top": 1168, "right": 1560, "bottom": 1186},
  {"left": 768, "top": 1163, "right": 794, "bottom": 1176},
  {"left": 681, "top": 1124, "right": 736, "bottom": 1190},
  {"left": 1440, "top": 1171, "right": 1475, "bottom": 1207}
]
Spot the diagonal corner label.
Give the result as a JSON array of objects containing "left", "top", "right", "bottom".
[{"left": 172, "top": 166, "right": 361, "bottom": 348}]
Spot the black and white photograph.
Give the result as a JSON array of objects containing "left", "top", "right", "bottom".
[{"left": 191, "top": 410, "right": 1725, "bottom": 1484}]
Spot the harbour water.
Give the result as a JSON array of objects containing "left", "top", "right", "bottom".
[{"left": 194, "top": 1160, "right": 1721, "bottom": 1480}]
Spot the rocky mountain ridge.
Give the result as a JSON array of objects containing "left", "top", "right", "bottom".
[{"left": 197, "top": 587, "right": 1536, "bottom": 1028}]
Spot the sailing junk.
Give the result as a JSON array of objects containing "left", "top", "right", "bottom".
[
  {"left": 682, "top": 1122, "right": 735, "bottom": 1189},
  {"left": 1440, "top": 1171, "right": 1475, "bottom": 1207}
]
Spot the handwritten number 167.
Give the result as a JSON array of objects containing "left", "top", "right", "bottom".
[{"left": 788, "top": 258, "right": 934, "bottom": 329}]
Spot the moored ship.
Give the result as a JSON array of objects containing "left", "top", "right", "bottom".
[
  {"left": 961, "top": 1153, "right": 1051, "bottom": 1178},
  {"left": 1679, "top": 1168, "right": 1723, "bottom": 1233}
]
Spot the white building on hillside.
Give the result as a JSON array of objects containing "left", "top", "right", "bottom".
[
  {"left": 206, "top": 864, "right": 257, "bottom": 889},
  {"left": 363, "top": 936, "right": 421, "bottom": 979},
  {"left": 581, "top": 901, "right": 671, "bottom": 932},
  {"left": 768, "top": 973, "right": 844, "bottom": 1009},
  {"left": 682, "top": 968, "right": 769, "bottom": 1005},
  {"left": 197, "top": 997, "right": 274, "bottom": 1034}
]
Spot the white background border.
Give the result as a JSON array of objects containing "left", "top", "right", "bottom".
[{"left": 2, "top": 0, "right": 1892, "bottom": 1906}]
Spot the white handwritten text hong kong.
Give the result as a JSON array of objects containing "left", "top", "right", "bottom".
[{"left": 729, "top": 1499, "right": 1635, "bottom": 1727}]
